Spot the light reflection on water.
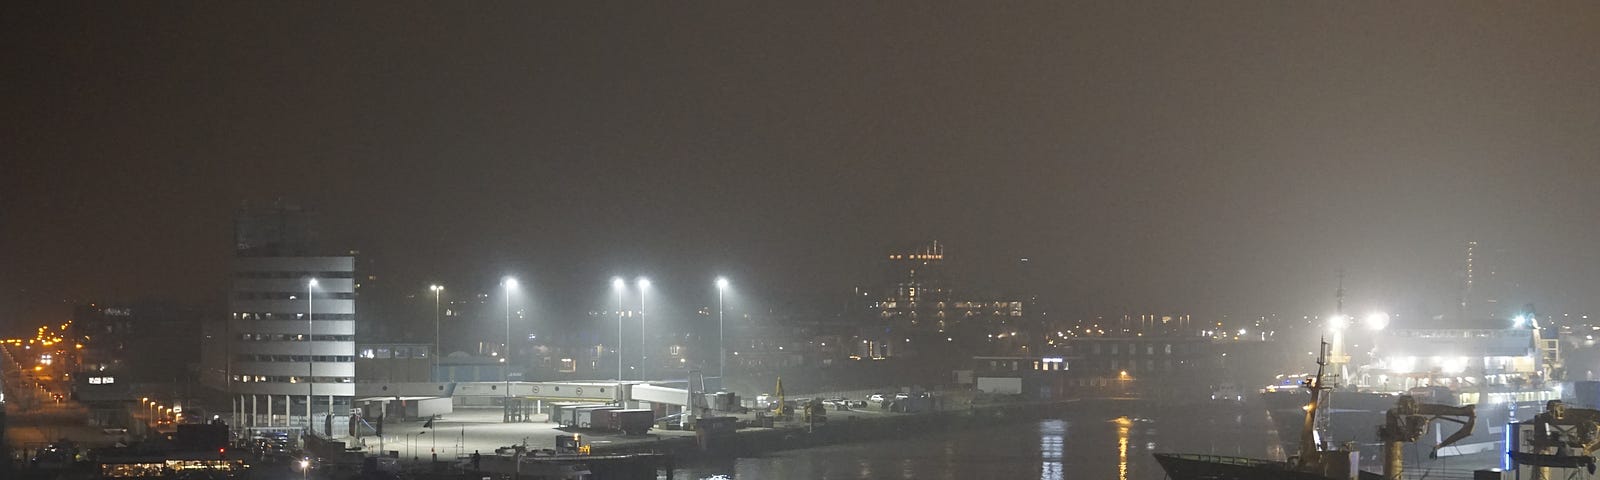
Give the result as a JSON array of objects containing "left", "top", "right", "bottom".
[
  {"left": 671, "top": 403, "right": 1273, "bottom": 480},
  {"left": 1116, "top": 416, "right": 1132, "bottom": 480},
  {"left": 1040, "top": 419, "right": 1065, "bottom": 480}
]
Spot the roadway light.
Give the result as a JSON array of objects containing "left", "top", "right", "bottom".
[
  {"left": 430, "top": 285, "right": 444, "bottom": 377},
  {"left": 636, "top": 277, "right": 650, "bottom": 378},
  {"left": 306, "top": 278, "right": 318, "bottom": 433},
  {"left": 1326, "top": 314, "right": 1347, "bottom": 332},
  {"left": 612, "top": 277, "right": 625, "bottom": 381},
  {"left": 716, "top": 277, "right": 728, "bottom": 380},
  {"left": 501, "top": 276, "right": 517, "bottom": 403}
]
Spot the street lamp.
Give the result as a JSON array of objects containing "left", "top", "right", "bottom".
[
  {"left": 306, "top": 278, "right": 318, "bottom": 434},
  {"left": 502, "top": 277, "right": 517, "bottom": 403},
  {"left": 611, "top": 277, "right": 625, "bottom": 381},
  {"left": 716, "top": 277, "right": 729, "bottom": 380},
  {"left": 636, "top": 277, "right": 650, "bottom": 379},
  {"left": 430, "top": 285, "right": 444, "bottom": 377}
]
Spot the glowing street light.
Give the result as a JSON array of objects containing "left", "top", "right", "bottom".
[
  {"left": 637, "top": 277, "right": 650, "bottom": 378},
  {"left": 716, "top": 277, "right": 729, "bottom": 380},
  {"left": 501, "top": 277, "right": 518, "bottom": 401},
  {"left": 611, "top": 277, "right": 625, "bottom": 381},
  {"left": 1364, "top": 312, "right": 1390, "bottom": 331},
  {"left": 1326, "top": 314, "right": 1347, "bottom": 332},
  {"left": 429, "top": 285, "right": 444, "bottom": 375},
  {"left": 306, "top": 278, "right": 318, "bottom": 432}
]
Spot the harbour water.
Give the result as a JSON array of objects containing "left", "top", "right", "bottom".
[{"left": 672, "top": 402, "right": 1281, "bottom": 480}]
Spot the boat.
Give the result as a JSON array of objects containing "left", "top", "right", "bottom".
[
  {"left": 1155, "top": 339, "right": 1377, "bottom": 480},
  {"left": 1262, "top": 326, "right": 1561, "bottom": 465},
  {"left": 1153, "top": 453, "right": 1382, "bottom": 480}
]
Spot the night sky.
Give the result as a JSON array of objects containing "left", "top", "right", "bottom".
[{"left": 5, "top": 2, "right": 1600, "bottom": 330}]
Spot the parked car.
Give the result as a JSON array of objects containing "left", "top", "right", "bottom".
[{"left": 867, "top": 393, "right": 887, "bottom": 403}]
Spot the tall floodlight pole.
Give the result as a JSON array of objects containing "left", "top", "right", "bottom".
[
  {"left": 612, "top": 277, "right": 625, "bottom": 381},
  {"left": 637, "top": 277, "right": 650, "bottom": 380},
  {"left": 430, "top": 285, "right": 443, "bottom": 377},
  {"left": 502, "top": 277, "right": 517, "bottom": 404},
  {"left": 716, "top": 277, "right": 729, "bottom": 380},
  {"left": 307, "top": 278, "right": 317, "bottom": 434}
]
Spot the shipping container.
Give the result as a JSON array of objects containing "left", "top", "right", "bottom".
[
  {"left": 576, "top": 406, "right": 621, "bottom": 428},
  {"left": 550, "top": 403, "right": 601, "bottom": 427},
  {"left": 608, "top": 409, "right": 655, "bottom": 435}
]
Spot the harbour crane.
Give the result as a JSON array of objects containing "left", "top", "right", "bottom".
[
  {"left": 1513, "top": 400, "right": 1600, "bottom": 480},
  {"left": 1375, "top": 394, "right": 1476, "bottom": 480}
]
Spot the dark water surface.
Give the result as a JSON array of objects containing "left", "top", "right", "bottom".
[{"left": 672, "top": 402, "right": 1281, "bottom": 480}]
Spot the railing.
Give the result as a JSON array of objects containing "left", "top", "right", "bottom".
[{"left": 1163, "top": 453, "right": 1280, "bottom": 468}]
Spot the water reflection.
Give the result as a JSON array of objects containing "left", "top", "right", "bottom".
[
  {"left": 671, "top": 403, "right": 1274, "bottom": 480},
  {"left": 1115, "top": 416, "right": 1132, "bottom": 480},
  {"left": 1040, "top": 419, "right": 1066, "bottom": 480}
]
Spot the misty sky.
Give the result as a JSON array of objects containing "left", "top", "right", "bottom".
[{"left": 4, "top": 2, "right": 1599, "bottom": 328}]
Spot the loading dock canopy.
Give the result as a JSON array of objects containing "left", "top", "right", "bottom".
[{"left": 353, "top": 381, "right": 699, "bottom": 407}]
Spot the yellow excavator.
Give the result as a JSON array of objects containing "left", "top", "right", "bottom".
[
  {"left": 1375, "top": 395, "right": 1475, "bottom": 480},
  {"left": 1512, "top": 400, "right": 1600, "bottom": 479}
]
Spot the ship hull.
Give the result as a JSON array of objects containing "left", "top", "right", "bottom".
[{"left": 1153, "top": 453, "right": 1380, "bottom": 480}]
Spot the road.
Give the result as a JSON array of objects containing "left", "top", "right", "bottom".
[{"left": 2, "top": 344, "right": 108, "bottom": 455}]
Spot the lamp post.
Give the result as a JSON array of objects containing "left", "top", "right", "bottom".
[
  {"left": 636, "top": 277, "right": 650, "bottom": 380},
  {"left": 502, "top": 277, "right": 517, "bottom": 405},
  {"left": 430, "top": 285, "right": 443, "bottom": 377},
  {"left": 716, "top": 277, "right": 729, "bottom": 380},
  {"left": 611, "top": 277, "right": 625, "bottom": 381},
  {"left": 307, "top": 278, "right": 318, "bottom": 434}
]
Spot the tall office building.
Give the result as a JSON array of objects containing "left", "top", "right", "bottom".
[
  {"left": 224, "top": 205, "right": 355, "bottom": 436},
  {"left": 868, "top": 241, "right": 1025, "bottom": 358}
]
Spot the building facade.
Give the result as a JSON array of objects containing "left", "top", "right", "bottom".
[
  {"left": 866, "top": 241, "right": 1028, "bottom": 358},
  {"left": 227, "top": 255, "right": 356, "bottom": 434},
  {"left": 214, "top": 205, "right": 356, "bottom": 436}
]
